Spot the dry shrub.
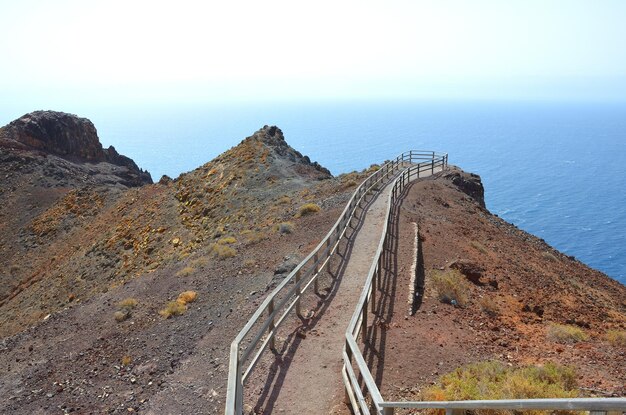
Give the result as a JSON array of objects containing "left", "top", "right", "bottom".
[
  {"left": 479, "top": 296, "right": 500, "bottom": 317},
  {"left": 114, "top": 297, "right": 138, "bottom": 322},
  {"left": 114, "top": 311, "right": 129, "bottom": 322},
  {"left": 190, "top": 257, "right": 209, "bottom": 268},
  {"left": 177, "top": 290, "right": 197, "bottom": 305},
  {"left": 547, "top": 323, "right": 588, "bottom": 344},
  {"left": 210, "top": 243, "right": 237, "bottom": 259},
  {"left": 470, "top": 240, "right": 488, "bottom": 254},
  {"left": 176, "top": 266, "right": 195, "bottom": 277},
  {"left": 117, "top": 298, "right": 138, "bottom": 310},
  {"left": 431, "top": 269, "right": 469, "bottom": 307},
  {"left": 542, "top": 251, "right": 558, "bottom": 262},
  {"left": 241, "top": 230, "right": 266, "bottom": 244},
  {"left": 423, "top": 361, "right": 578, "bottom": 415},
  {"left": 159, "top": 301, "right": 186, "bottom": 318},
  {"left": 217, "top": 236, "right": 237, "bottom": 245},
  {"left": 277, "top": 195, "right": 291, "bottom": 205},
  {"left": 295, "top": 203, "right": 321, "bottom": 218},
  {"left": 605, "top": 330, "right": 626, "bottom": 347},
  {"left": 276, "top": 222, "right": 294, "bottom": 234},
  {"left": 121, "top": 355, "right": 132, "bottom": 366}
]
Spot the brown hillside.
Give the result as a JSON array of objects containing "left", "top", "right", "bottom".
[
  {"left": 0, "top": 116, "right": 370, "bottom": 414},
  {"left": 375, "top": 167, "right": 626, "bottom": 403}
]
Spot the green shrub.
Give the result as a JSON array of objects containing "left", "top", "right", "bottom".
[
  {"left": 424, "top": 361, "right": 578, "bottom": 415},
  {"left": 431, "top": 269, "right": 469, "bottom": 307},
  {"left": 295, "top": 203, "right": 321, "bottom": 218},
  {"left": 547, "top": 324, "right": 588, "bottom": 344}
]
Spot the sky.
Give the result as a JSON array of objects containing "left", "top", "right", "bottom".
[{"left": 1, "top": 0, "right": 626, "bottom": 112}]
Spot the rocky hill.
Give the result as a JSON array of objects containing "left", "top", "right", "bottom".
[{"left": 0, "top": 113, "right": 365, "bottom": 414}]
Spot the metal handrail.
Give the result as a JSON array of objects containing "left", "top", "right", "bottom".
[
  {"left": 342, "top": 157, "right": 626, "bottom": 415},
  {"left": 379, "top": 398, "right": 626, "bottom": 412},
  {"left": 343, "top": 159, "right": 443, "bottom": 415},
  {"left": 225, "top": 150, "right": 446, "bottom": 415}
]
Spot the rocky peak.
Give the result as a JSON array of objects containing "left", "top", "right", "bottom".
[
  {"left": 243, "top": 125, "right": 331, "bottom": 177},
  {"left": 1, "top": 111, "right": 105, "bottom": 161},
  {"left": 0, "top": 110, "right": 152, "bottom": 184}
]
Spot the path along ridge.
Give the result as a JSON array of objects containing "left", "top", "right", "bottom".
[{"left": 249, "top": 165, "right": 439, "bottom": 414}]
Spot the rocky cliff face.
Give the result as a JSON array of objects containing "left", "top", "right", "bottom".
[
  {"left": 442, "top": 167, "right": 485, "bottom": 208},
  {"left": 0, "top": 110, "right": 152, "bottom": 185}
]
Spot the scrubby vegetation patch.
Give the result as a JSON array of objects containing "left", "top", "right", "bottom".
[
  {"left": 424, "top": 361, "right": 578, "bottom": 415},
  {"left": 431, "top": 269, "right": 469, "bottom": 307},
  {"left": 547, "top": 323, "right": 588, "bottom": 344}
]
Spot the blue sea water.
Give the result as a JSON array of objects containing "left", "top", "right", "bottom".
[{"left": 6, "top": 100, "right": 626, "bottom": 284}]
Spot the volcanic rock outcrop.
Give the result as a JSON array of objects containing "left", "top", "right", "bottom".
[{"left": 0, "top": 110, "right": 152, "bottom": 186}]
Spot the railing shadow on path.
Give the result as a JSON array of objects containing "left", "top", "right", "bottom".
[
  {"left": 252, "top": 175, "right": 398, "bottom": 414},
  {"left": 360, "top": 177, "right": 416, "bottom": 394}
]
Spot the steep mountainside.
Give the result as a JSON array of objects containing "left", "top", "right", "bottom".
[
  {"left": 376, "top": 168, "right": 626, "bottom": 402},
  {"left": 0, "top": 114, "right": 365, "bottom": 414}
]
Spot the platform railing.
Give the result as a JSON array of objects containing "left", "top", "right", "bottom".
[{"left": 225, "top": 150, "right": 447, "bottom": 415}]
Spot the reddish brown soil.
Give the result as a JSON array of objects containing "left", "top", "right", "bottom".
[{"left": 373, "top": 168, "right": 626, "bottom": 406}]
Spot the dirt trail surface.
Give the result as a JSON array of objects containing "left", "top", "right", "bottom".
[
  {"left": 248, "top": 167, "right": 440, "bottom": 415},
  {"left": 248, "top": 182, "right": 394, "bottom": 414}
]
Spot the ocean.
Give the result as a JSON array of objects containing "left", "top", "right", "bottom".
[{"left": 6, "top": 100, "right": 626, "bottom": 284}]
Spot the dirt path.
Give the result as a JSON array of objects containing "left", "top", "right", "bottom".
[
  {"left": 249, "top": 166, "right": 443, "bottom": 414},
  {"left": 247, "top": 180, "right": 395, "bottom": 414}
]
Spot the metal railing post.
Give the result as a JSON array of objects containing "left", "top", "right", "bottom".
[
  {"left": 362, "top": 300, "right": 368, "bottom": 341},
  {"left": 295, "top": 270, "right": 302, "bottom": 316},
  {"left": 313, "top": 253, "right": 319, "bottom": 293},
  {"left": 268, "top": 298, "right": 276, "bottom": 350},
  {"left": 371, "top": 267, "right": 377, "bottom": 313},
  {"left": 235, "top": 364, "right": 243, "bottom": 415},
  {"left": 377, "top": 256, "right": 382, "bottom": 289}
]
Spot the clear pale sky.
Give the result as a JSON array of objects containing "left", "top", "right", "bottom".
[{"left": 1, "top": 0, "right": 626, "bottom": 108}]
